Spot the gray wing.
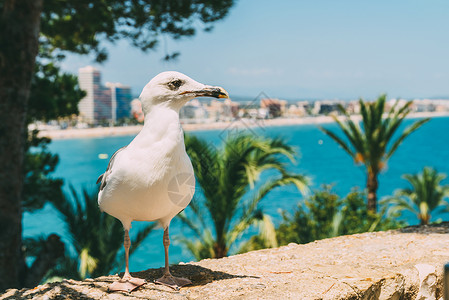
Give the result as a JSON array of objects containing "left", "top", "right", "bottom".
[{"left": 96, "top": 146, "right": 127, "bottom": 191}]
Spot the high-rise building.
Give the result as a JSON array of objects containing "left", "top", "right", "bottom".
[
  {"left": 78, "top": 66, "right": 132, "bottom": 124},
  {"left": 78, "top": 66, "right": 99, "bottom": 123},
  {"left": 105, "top": 82, "right": 132, "bottom": 123}
]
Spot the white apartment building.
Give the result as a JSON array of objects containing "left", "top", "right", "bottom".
[{"left": 78, "top": 66, "right": 131, "bottom": 125}]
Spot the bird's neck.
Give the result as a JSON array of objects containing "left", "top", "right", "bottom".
[{"left": 142, "top": 105, "right": 182, "bottom": 135}]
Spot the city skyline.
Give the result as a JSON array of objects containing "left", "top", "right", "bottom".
[
  {"left": 61, "top": 1, "right": 449, "bottom": 100},
  {"left": 78, "top": 66, "right": 132, "bottom": 124}
]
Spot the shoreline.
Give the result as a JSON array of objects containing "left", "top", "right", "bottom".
[{"left": 37, "top": 111, "right": 449, "bottom": 140}]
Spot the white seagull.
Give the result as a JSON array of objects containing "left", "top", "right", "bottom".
[{"left": 97, "top": 71, "right": 228, "bottom": 292}]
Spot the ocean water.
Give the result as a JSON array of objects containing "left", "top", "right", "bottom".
[{"left": 23, "top": 116, "right": 449, "bottom": 273}]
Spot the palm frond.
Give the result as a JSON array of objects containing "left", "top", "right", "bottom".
[
  {"left": 23, "top": 235, "right": 49, "bottom": 257},
  {"left": 129, "top": 223, "right": 157, "bottom": 256},
  {"left": 319, "top": 126, "right": 355, "bottom": 157},
  {"left": 256, "top": 214, "right": 278, "bottom": 248},
  {"left": 385, "top": 167, "right": 449, "bottom": 224},
  {"left": 180, "top": 133, "right": 308, "bottom": 259},
  {"left": 177, "top": 232, "right": 215, "bottom": 261},
  {"left": 79, "top": 248, "right": 98, "bottom": 279},
  {"left": 383, "top": 100, "right": 414, "bottom": 144},
  {"left": 332, "top": 111, "right": 366, "bottom": 155},
  {"left": 236, "top": 214, "right": 278, "bottom": 253},
  {"left": 384, "top": 196, "right": 419, "bottom": 218},
  {"left": 386, "top": 118, "right": 430, "bottom": 159},
  {"left": 178, "top": 209, "right": 207, "bottom": 242},
  {"left": 227, "top": 174, "right": 309, "bottom": 247}
]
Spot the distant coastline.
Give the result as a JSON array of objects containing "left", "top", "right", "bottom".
[{"left": 37, "top": 111, "right": 449, "bottom": 140}]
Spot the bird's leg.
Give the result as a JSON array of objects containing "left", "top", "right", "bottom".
[
  {"left": 155, "top": 227, "right": 192, "bottom": 290},
  {"left": 122, "top": 229, "right": 132, "bottom": 280},
  {"left": 163, "top": 227, "right": 170, "bottom": 275},
  {"left": 109, "top": 229, "right": 146, "bottom": 292}
]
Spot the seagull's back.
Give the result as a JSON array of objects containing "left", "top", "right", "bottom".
[{"left": 98, "top": 107, "right": 194, "bottom": 229}]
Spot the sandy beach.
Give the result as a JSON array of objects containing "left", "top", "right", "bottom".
[{"left": 37, "top": 111, "right": 449, "bottom": 140}]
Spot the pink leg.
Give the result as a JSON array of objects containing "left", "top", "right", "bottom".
[
  {"left": 155, "top": 227, "right": 192, "bottom": 290},
  {"left": 109, "top": 229, "right": 146, "bottom": 292}
]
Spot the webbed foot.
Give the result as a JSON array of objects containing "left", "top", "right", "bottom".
[
  {"left": 155, "top": 273, "right": 192, "bottom": 290},
  {"left": 109, "top": 275, "right": 146, "bottom": 293}
]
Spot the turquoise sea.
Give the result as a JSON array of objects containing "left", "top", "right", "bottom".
[{"left": 23, "top": 116, "right": 449, "bottom": 273}]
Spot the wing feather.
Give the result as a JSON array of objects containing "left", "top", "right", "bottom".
[{"left": 97, "top": 146, "right": 127, "bottom": 191}]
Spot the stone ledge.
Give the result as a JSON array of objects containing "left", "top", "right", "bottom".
[{"left": 2, "top": 223, "right": 449, "bottom": 299}]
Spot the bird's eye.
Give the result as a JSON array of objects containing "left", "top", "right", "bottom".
[{"left": 167, "top": 79, "right": 183, "bottom": 91}]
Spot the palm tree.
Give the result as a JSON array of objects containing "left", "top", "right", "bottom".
[
  {"left": 320, "top": 94, "right": 429, "bottom": 212},
  {"left": 45, "top": 187, "right": 155, "bottom": 281},
  {"left": 178, "top": 133, "right": 308, "bottom": 260},
  {"left": 384, "top": 167, "right": 449, "bottom": 225}
]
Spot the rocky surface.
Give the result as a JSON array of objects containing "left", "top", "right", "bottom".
[{"left": 2, "top": 223, "right": 449, "bottom": 299}]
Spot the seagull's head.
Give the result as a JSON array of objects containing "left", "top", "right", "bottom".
[{"left": 139, "top": 71, "right": 229, "bottom": 113}]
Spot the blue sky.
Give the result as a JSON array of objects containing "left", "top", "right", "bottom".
[{"left": 61, "top": 0, "right": 449, "bottom": 100}]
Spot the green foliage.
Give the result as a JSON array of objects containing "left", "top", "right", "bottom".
[
  {"left": 320, "top": 94, "right": 430, "bottom": 211},
  {"left": 178, "top": 133, "right": 308, "bottom": 260},
  {"left": 28, "top": 62, "right": 85, "bottom": 122},
  {"left": 383, "top": 167, "right": 449, "bottom": 225},
  {"left": 237, "top": 214, "right": 279, "bottom": 253},
  {"left": 277, "top": 186, "right": 403, "bottom": 246},
  {"left": 277, "top": 186, "right": 339, "bottom": 245},
  {"left": 23, "top": 130, "right": 63, "bottom": 212},
  {"left": 46, "top": 187, "right": 155, "bottom": 280},
  {"left": 24, "top": 61, "right": 85, "bottom": 211},
  {"left": 39, "top": 0, "right": 235, "bottom": 62},
  {"left": 338, "top": 189, "right": 400, "bottom": 234}
]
